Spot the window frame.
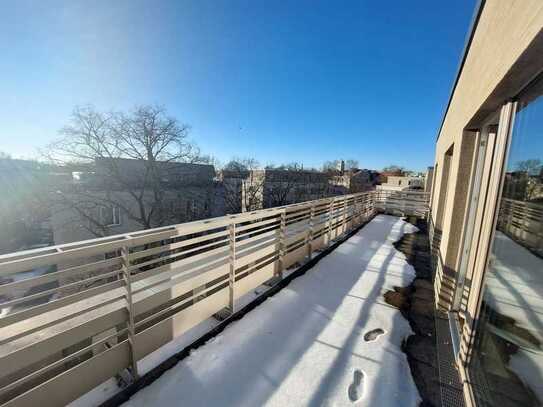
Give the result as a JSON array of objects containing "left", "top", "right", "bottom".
[
  {"left": 451, "top": 102, "right": 517, "bottom": 407},
  {"left": 99, "top": 205, "right": 121, "bottom": 227},
  {"left": 461, "top": 75, "right": 543, "bottom": 404}
]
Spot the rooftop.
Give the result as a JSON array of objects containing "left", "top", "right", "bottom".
[
  {"left": 0, "top": 191, "right": 431, "bottom": 406},
  {"left": 113, "top": 215, "right": 420, "bottom": 406}
]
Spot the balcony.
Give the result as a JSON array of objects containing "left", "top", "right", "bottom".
[{"left": 0, "top": 191, "right": 431, "bottom": 406}]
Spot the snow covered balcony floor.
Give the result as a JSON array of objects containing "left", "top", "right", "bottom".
[{"left": 119, "top": 215, "right": 421, "bottom": 406}]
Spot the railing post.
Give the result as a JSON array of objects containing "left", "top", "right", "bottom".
[
  {"left": 363, "top": 193, "right": 368, "bottom": 220},
  {"left": 425, "top": 192, "right": 430, "bottom": 220},
  {"left": 277, "top": 210, "right": 286, "bottom": 278},
  {"left": 121, "top": 246, "right": 139, "bottom": 380},
  {"left": 342, "top": 196, "right": 347, "bottom": 234},
  {"left": 228, "top": 221, "right": 236, "bottom": 313},
  {"left": 352, "top": 195, "right": 356, "bottom": 226},
  {"left": 328, "top": 197, "right": 334, "bottom": 244},
  {"left": 307, "top": 203, "right": 315, "bottom": 259},
  {"left": 355, "top": 194, "right": 361, "bottom": 225},
  {"left": 360, "top": 194, "right": 365, "bottom": 222}
]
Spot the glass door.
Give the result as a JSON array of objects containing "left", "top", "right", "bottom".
[
  {"left": 469, "top": 76, "right": 543, "bottom": 407},
  {"left": 453, "top": 124, "right": 498, "bottom": 312},
  {"left": 449, "top": 120, "right": 500, "bottom": 358}
]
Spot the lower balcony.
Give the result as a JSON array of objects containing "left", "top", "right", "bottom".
[{"left": 0, "top": 191, "right": 444, "bottom": 407}]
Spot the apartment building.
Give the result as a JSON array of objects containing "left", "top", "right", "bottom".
[
  {"left": 50, "top": 158, "right": 223, "bottom": 244},
  {"left": 328, "top": 168, "right": 379, "bottom": 194},
  {"left": 429, "top": 1, "right": 543, "bottom": 406},
  {"left": 221, "top": 168, "right": 332, "bottom": 212},
  {"left": 376, "top": 175, "right": 425, "bottom": 192},
  {"left": 0, "top": 158, "right": 70, "bottom": 254}
]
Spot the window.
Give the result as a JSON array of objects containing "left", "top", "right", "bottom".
[
  {"left": 434, "top": 145, "right": 454, "bottom": 234},
  {"left": 100, "top": 205, "right": 121, "bottom": 226},
  {"left": 469, "top": 76, "right": 543, "bottom": 406},
  {"left": 430, "top": 163, "right": 438, "bottom": 206}
]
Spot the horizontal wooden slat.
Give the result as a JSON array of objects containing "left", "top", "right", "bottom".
[
  {"left": 134, "top": 288, "right": 229, "bottom": 360},
  {"left": 3, "top": 341, "right": 131, "bottom": 407},
  {"left": 0, "top": 257, "right": 121, "bottom": 297},
  {"left": 0, "top": 279, "right": 125, "bottom": 329},
  {"left": 129, "top": 229, "right": 229, "bottom": 261},
  {"left": 0, "top": 304, "right": 126, "bottom": 378}
]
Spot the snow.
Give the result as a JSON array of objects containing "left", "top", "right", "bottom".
[
  {"left": 486, "top": 231, "right": 543, "bottom": 335},
  {"left": 70, "top": 261, "right": 302, "bottom": 406},
  {"left": 484, "top": 231, "right": 543, "bottom": 401},
  {"left": 509, "top": 348, "right": 543, "bottom": 402},
  {"left": 69, "top": 281, "right": 276, "bottom": 407},
  {"left": 69, "top": 318, "right": 222, "bottom": 407},
  {"left": 120, "top": 215, "right": 421, "bottom": 407},
  {"left": 0, "top": 265, "right": 57, "bottom": 318}
]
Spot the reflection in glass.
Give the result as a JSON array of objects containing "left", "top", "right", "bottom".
[{"left": 470, "top": 78, "right": 543, "bottom": 407}]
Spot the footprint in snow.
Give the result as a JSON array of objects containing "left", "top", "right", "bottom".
[
  {"left": 363, "top": 328, "right": 385, "bottom": 342},
  {"left": 348, "top": 369, "right": 365, "bottom": 402}
]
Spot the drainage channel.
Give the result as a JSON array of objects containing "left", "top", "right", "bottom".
[{"left": 391, "top": 217, "right": 465, "bottom": 407}]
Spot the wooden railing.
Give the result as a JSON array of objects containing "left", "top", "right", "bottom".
[
  {"left": 497, "top": 198, "right": 543, "bottom": 257},
  {"left": 374, "top": 190, "right": 430, "bottom": 218},
  {"left": 0, "top": 190, "right": 430, "bottom": 406}
]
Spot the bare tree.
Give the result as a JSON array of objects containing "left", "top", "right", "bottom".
[
  {"left": 382, "top": 165, "right": 406, "bottom": 175},
  {"left": 508, "top": 159, "right": 543, "bottom": 201},
  {"left": 45, "top": 105, "right": 212, "bottom": 237},
  {"left": 322, "top": 160, "right": 341, "bottom": 172},
  {"left": 516, "top": 159, "right": 542, "bottom": 175},
  {"left": 222, "top": 157, "right": 264, "bottom": 213},
  {"left": 322, "top": 159, "right": 358, "bottom": 173},
  {"left": 264, "top": 163, "right": 329, "bottom": 207},
  {"left": 345, "top": 159, "right": 359, "bottom": 170},
  {"left": 202, "top": 155, "right": 222, "bottom": 170},
  {"left": 265, "top": 170, "right": 300, "bottom": 207}
]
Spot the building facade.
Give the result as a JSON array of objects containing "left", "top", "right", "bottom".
[
  {"left": 221, "top": 168, "right": 332, "bottom": 212},
  {"left": 328, "top": 168, "right": 379, "bottom": 195},
  {"left": 424, "top": 166, "right": 434, "bottom": 193},
  {"left": 0, "top": 159, "right": 70, "bottom": 254},
  {"left": 376, "top": 175, "right": 425, "bottom": 191},
  {"left": 429, "top": 1, "right": 543, "bottom": 406},
  {"left": 51, "top": 158, "right": 223, "bottom": 245}
]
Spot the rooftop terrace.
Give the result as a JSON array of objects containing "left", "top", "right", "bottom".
[{"left": 0, "top": 191, "right": 430, "bottom": 407}]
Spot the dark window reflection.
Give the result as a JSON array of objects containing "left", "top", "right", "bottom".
[{"left": 470, "top": 77, "right": 543, "bottom": 407}]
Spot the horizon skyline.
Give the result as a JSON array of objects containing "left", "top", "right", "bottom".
[{"left": 0, "top": 143, "right": 429, "bottom": 173}]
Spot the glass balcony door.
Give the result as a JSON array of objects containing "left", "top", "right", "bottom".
[
  {"left": 452, "top": 125, "right": 496, "bottom": 312},
  {"left": 468, "top": 75, "right": 543, "bottom": 407}
]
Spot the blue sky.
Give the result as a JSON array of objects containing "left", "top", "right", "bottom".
[{"left": 0, "top": 0, "right": 475, "bottom": 171}]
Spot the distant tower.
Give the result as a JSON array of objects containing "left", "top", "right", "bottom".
[{"left": 340, "top": 160, "right": 345, "bottom": 174}]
